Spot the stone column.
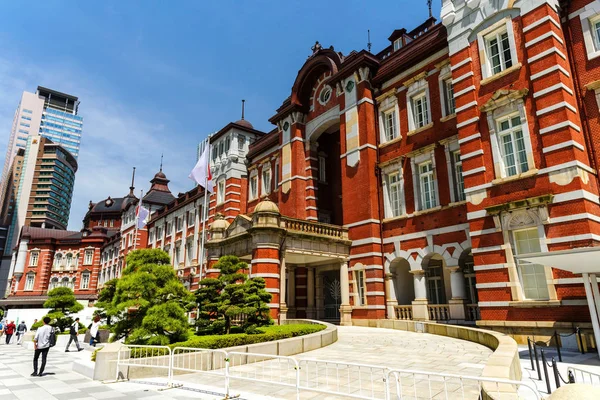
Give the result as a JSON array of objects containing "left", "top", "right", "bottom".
[
  {"left": 385, "top": 272, "right": 398, "bottom": 319},
  {"left": 411, "top": 269, "right": 429, "bottom": 320},
  {"left": 315, "top": 271, "right": 324, "bottom": 319},
  {"left": 307, "top": 266, "right": 316, "bottom": 319},
  {"left": 448, "top": 266, "right": 466, "bottom": 320},
  {"left": 288, "top": 266, "right": 296, "bottom": 318},
  {"left": 279, "top": 257, "right": 287, "bottom": 322},
  {"left": 340, "top": 261, "right": 352, "bottom": 325}
]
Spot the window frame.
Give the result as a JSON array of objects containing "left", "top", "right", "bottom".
[
  {"left": 84, "top": 249, "right": 94, "bottom": 265},
  {"left": 497, "top": 113, "right": 529, "bottom": 177},
  {"left": 383, "top": 109, "right": 399, "bottom": 142},
  {"left": 354, "top": 269, "right": 367, "bottom": 306},
  {"left": 80, "top": 272, "right": 90, "bottom": 289},
  {"left": 217, "top": 179, "right": 226, "bottom": 204},
  {"left": 477, "top": 19, "right": 518, "bottom": 80},
  {"left": 25, "top": 273, "right": 35, "bottom": 290},
  {"left": 452, "top": 150, "right": 465, "bottom": 202},
  {"left": 411, "top": 91, "right": 430, "bottom": 129},
  {"left": 261, "top": 166, "right": 272, "bottom": 196},
  {"left": 318, "top": 155, "right": 327, "bottom": 183},
  {"left": 512, "top": 227, "right": 550, "bottom": 301},
  {"left": 249, "top": 173, "right": 258, "bottom": 201},
  {"left": 30, "top": 251, "right": 39, "bottom": 267}
]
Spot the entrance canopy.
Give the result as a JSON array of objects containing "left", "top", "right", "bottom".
[
  {"left": 517, "top": 247, "right": 600, "bottom": 274},
  {"left": 517, "top": 247, "right": 600, "bottom": 359}
]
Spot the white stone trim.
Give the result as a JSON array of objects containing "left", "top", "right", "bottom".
[
  {"left": 471, "top": 245, "right": 504, "bottom": 254},
  {"left": 467, "top": 210, "right": 487, "bottom": 220},
  {"left": 522, "top": 15, "right": 561, "bottom": 33},
  {"left": 536, "top": 102, "right": 577, "bottom": 116},
  {"left": 455, "top": 101, "right": 478, "bottom": 113},
  {"left": 352, "top": 237, "right": 381, "bottom": 246},
  {"left": 252, "top": 273, "right": 280, "bottom": 278},
  {"left": 462, "top": 166, "right": 486, "bottom": 177},
  {"left": 305, "top": 206, "right": 318, "bottom": 211},
  {"left": 539, "top": 120, "right": 581, "bottom": 135},
  {"left": 533, "top": 83, "right": 573, "bottom": 99},
  {"left": 463, "top": 182, "right": 493, "bottom": 195},
  {"left": 366, "top": 291, "right": 386, "bottom": 296},
  {"left": 451, "top": 57, "right": 472, "bottom": 71},
  {"left": 458, "top": 132, "right": 481, "bottom": 144},
  {"left": 452, "top": 71, "right": 474, "bottom": 84},
  {"left": 251, "top": 258, "right": 281, "bottom": 265},
  {"left": 453, "top": 85, "right": 476, "bottom": 99},
  {"left": 530, "top": 65, "right": 570, "bottom": 80},
  {"left": 546, "top": 233, "right": 600, "bottom": 244},
  {"left": 456, "top": 117, "right": 479, "bottom": 129},
  {"left": 549, "top": 212, "right": 600, "bottom": 225},
  {"left": 525, "top": 31, "right": 564, "bottom": 48},
  {"left": 365, "top": 278, "right": 385, "bottom": 283},
  {"left": 382, "top": 223, "right": 469, "bottom": 244},
  {"left": 476, "top": 282, "right": 510, "bottom": 289},
  {"left": 553, "top": 189, "right": 600, "bottom": 204},
  {"left": 527, "top": 47, "right": 567, "bottom": 64},
  {"left": 349, "top": 264, "right": 384, "bottom": 271},
  {"left": 469, "top": 228, "right": 499, "bottom": 237},
  {"left": 478, "top": 301, "right": 510, "bottom": 307},
  {"left": 542, "top": 140, "right": 585, "bottom": 153},
  {"left": 349, "top": 252, "right": 383, "bottom": 260},
  {"left": 474, "top": 263, "right": 511, "bottom": 271},
  {"left": 460, "top": 149, "right": 483, "bottom": 161},
  {"left": 339, "top": 143, "right": 377, "bottom": 159},
  {"left": 538, "top": 160, "right": 595, "bottom": 175},
  {"left": 344, "top": 219, "right": 381, "bottom": 228}
]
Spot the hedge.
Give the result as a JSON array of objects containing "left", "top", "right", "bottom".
[{"left": 170, "top": 323, "right": 326, "bottom": 350}]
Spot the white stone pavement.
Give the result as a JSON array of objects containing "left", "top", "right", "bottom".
[{"left": 0, "top": 326, "right": 494, "bottom": 399}]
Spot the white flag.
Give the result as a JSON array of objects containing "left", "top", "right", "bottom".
[
  {"left": 189, "top": 144, "right": 214, "bottom": 193},
  {"left": 136, "top": 205, "right": 150, "bottom": 229}
]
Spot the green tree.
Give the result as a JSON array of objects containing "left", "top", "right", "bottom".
[
  {"left": 98, "top": 249, "right": 194, "bottom": 345},
  {"left": 195, "top": 255, "right": 272, "bottom": 335},
  {"left": 40, "top": 287, "right": 84, "bottom": 331},
  {"left": 94, "top": 278, "right": 118, "bottom": 326}
]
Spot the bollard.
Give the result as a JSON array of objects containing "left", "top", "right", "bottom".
[
  {"left": 552, "top": 357, "right": 560, "bottom": 389},
  {"left": 568, "top": 369, "right": 576, "bottom": 384},
  {"left": 533, "top": 343, "right": 542, "bottom": 381},
  {"left": 541, "top": 349, "right": 552, "bottom": 394},
  {"left": 554, "top": 331, "right": 562, "bottom": 362},
  {"left": 577, "top": 327, "right": 585, "bottom": 354},
  {"left": 527, "top": 338, "right": 535, "bottom": 371}
]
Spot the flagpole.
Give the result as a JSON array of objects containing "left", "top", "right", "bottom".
[
  {"left": 133, "top": 190, "right": 144, "bottom": 251},
  {"left": 198, "top": 178, "right": 209, "bottom": 281}
]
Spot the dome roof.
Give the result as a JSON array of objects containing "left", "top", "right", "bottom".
[
  {"left": 234, "top": 119, "right": 254, "bottom": 129},
  {"left": 211, "top": 214, "right": 230, "bottom": 230},
  {"left": 154, "top": 171, "right": 167, "bottom": 179},
  {"left": 254, "top": 199, "right": 280, "bottom": 214}
]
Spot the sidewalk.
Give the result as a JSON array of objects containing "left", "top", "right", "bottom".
[{"left": 0, "top": 342, "right": 216, "bottom": 399}]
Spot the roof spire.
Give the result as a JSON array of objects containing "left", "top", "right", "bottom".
[
  {"left": 160, "top": 153, "right": 163, "bottom": 172},
  {"left": 367, "top": 29, "right": 372, "bottom": 52},
  {"left": 241, "top": 99, "right": 245, "bottom": 120},
  {"left": 427, "top": 0, "right": 432, "bottom": 18},
  {"left": 129, "top": 166, "right": 136, "bottom": 196}
]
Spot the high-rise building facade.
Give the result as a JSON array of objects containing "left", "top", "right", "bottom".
[{"left": 0, "top": 87, "right": 82, "bottom": 217}]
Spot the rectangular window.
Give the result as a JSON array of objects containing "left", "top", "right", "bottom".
[
  {"left": 393, "top": 38, "right": 402, "bottom": 51},
  {"left": 225, "top": 137, "right": 230, "bottom": 153},
  {"left": 356, "top": 270, "right": 367, "bottom": 306},
  {"left": 18, "top": 129, "right": 28, "bottom": 134},
  {"left": 411, "top": 92, "right": 429, "bottom": 129},
  {"left": 29, "top": 251, "right": 39, "bottom": 267},
  {"left": 486, "top": 30, "right": 513, "bottom": 75},
  {"left": 187, "top": 242, "right": 194, "bottom": 263},
  {"left": 217, "top": 180, "right": 225, "bottom": 204},
  {"left": 250, "top": 175, "right": 258, "bottom": 200},
  {"left": 25, "top": 274, "right": 35, "bottom": 290},
  {"left": 443, "top": 79, "right": 455, "bottom": 116},
  {"left": 81, "top": 273, "right": 90, "bottom": 289},
  {"left": 23, "top": 109, "right": 33, "bottom": 114},
  {"left": 452, "top": 151, "right": 465, "bottom": 202},
  {"left": 274, "top": 160, "right": 280, "bottom": 189},
  {"left": 262, "top": 168, "right": 272, "bottom": 195},
  {"left": 188, "top": 210, "right": 195, "bottom": 226},
  {"left": 21, "top": 115, "right": 32, "bottom": 121},
  {"left": 84, "top": 250, "right": 93, "bottom": 265},
  {"left": 238, "top": 135, "right": 246, "bottom": 151},
  {"left": 595, "top": 20, "right": 600, "bottom": 50},
  {"left": 175, "top": 245, "right": 181, "bottom": 265},
  {"left": 388, "top": 172, "right": 403, "bottom": 217},
  {"left": 513, "top": 228, "right": 549, "bottom": 300},
  {"left": 319, "top": 156, "right": 327, "bottom": 182},
  {"left": 20, "top": 122, "right": 30, "bottom": 128},
  {"left": 176, "top": 216, "right": 183, "bottom": 232},
  {"left": 498, "top": 115, "right": 528, "bottom": 177},
  {"left": 149, "top": 230, "right": 155, "bottom": 243},
  {"left": 383, "top": 109, "right": 398, "bottom": 142},
  {"left": 419, "top": 161, "right": 437, "bottom": 209},
  {"left": 198, "top": 204, "right": 205, "bottom": 223}
]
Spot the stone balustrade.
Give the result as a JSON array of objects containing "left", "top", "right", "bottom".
[{"left": 281, "top": 217, "right": 349, "bottom": 240}]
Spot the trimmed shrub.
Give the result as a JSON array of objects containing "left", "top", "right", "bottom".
[{"left": 171, "top": 323, "right": 325, "bottom": 350}]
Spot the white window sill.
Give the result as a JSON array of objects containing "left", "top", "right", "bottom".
[
  {"left": 440, "top": 114, "right": 456, "bottom": 123},
  {"left": 586, "top": 50, "right": 600, "bottom": 61},
  {"left": 382, "top": 213, "right": 414, "bottom": 223},
  {"left": 413, "top": 205, "right": 442, "bottom": 216},
  {"left": 407, "top": 122, "right": 434, "bottom": 137},
  {"left": 379, "top": 135, "right": 403, "bottom": 148},
  {"left": 448, "top": 200, "right": 467, "bottom": 208},
  {"left": 492, "top": 168, "right": 538, "bottom": 186},
  {"left": 508, "top": 300, "right": 559, "bottom": 308},
  {"left": 480, "top": 63, "right": 522, "bottom": 86}
]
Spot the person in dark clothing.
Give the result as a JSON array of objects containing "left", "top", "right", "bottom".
[
  {"left": 4, "top": 321, "right": 16, "bottom": 344},
  {"left": 16, "top": 321, "right": 27, "bottom": 344},
  {"left": 65, "top": 318, "right": 83, "bottom": 352}
]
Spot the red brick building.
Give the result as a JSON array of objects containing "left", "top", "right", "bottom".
[{"left": 5, "top": 0, "right": 600, "bottom": 344}]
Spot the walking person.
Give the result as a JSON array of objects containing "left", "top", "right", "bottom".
[
  {"left": 4, "top": 320, "right": 16, "bottom": 344},
  {"left": 88, "top": 316, "right": 101, "bottom": 347},
  {"left": 65, "top": 318, "right": 83, "bottom": 352},
  {"left": 16, "top": 321, "right": 27, "bottom": 345},
  {"left": 0, "top": 320, "right": 4, "bottom": 341},
  {"left": 32, "top": 316, "right": 53, "bottom": 377}
]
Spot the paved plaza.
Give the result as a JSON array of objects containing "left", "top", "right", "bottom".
[{"left": 0, "top": 326, "right": 493, "bottom": 399}]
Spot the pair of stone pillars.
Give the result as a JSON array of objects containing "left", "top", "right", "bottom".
[
  {"left": 279, "top": 259, "right": 352, "bottom": 325},
  {"left": 385, "top": 264, "right": 468, "bottom": 320}
]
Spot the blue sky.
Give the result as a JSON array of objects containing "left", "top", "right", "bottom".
[{"left": 0, "top": 1, "right": 440, "bottom": 230}]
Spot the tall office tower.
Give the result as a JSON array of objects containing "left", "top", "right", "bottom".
[
  {"left": 0, "top": 87, "right": 82, "bottom": 216},
  {"left": 0, "top": 148, "right": 25, "bottom": 225},
  {"left": 0, "top": 136, "right": 78, "bottom": 294}
]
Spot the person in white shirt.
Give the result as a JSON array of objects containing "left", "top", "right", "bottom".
[
  {"left": 65, "top": 317, "right": 83, "bottom": 352},
  {"left": 89, "top": 316, "right": 101, "bottom": 347},
  {"left": 32, "top": 317, "right": 53, "bottom": 377}
]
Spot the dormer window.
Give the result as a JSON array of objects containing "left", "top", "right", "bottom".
[{"left": 393, "top": 38, "right": 402, "bottom": 51}]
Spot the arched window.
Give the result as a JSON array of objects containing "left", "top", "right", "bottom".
[
  {"left": 65, "top": 253, "right": 73, "bottom": 269},
  {"left": 61, "top": 277, "right": 70, "bottom": 287},
  {"left": 54, "top": 254, "right": 62, "bottom": 268},
  {"left": 49, "top": 277, "right": 59, "bottom": 290}
]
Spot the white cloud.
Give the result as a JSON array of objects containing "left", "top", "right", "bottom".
[{"left": 0, "top": 55, "right": 201, "bottom": 231}]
